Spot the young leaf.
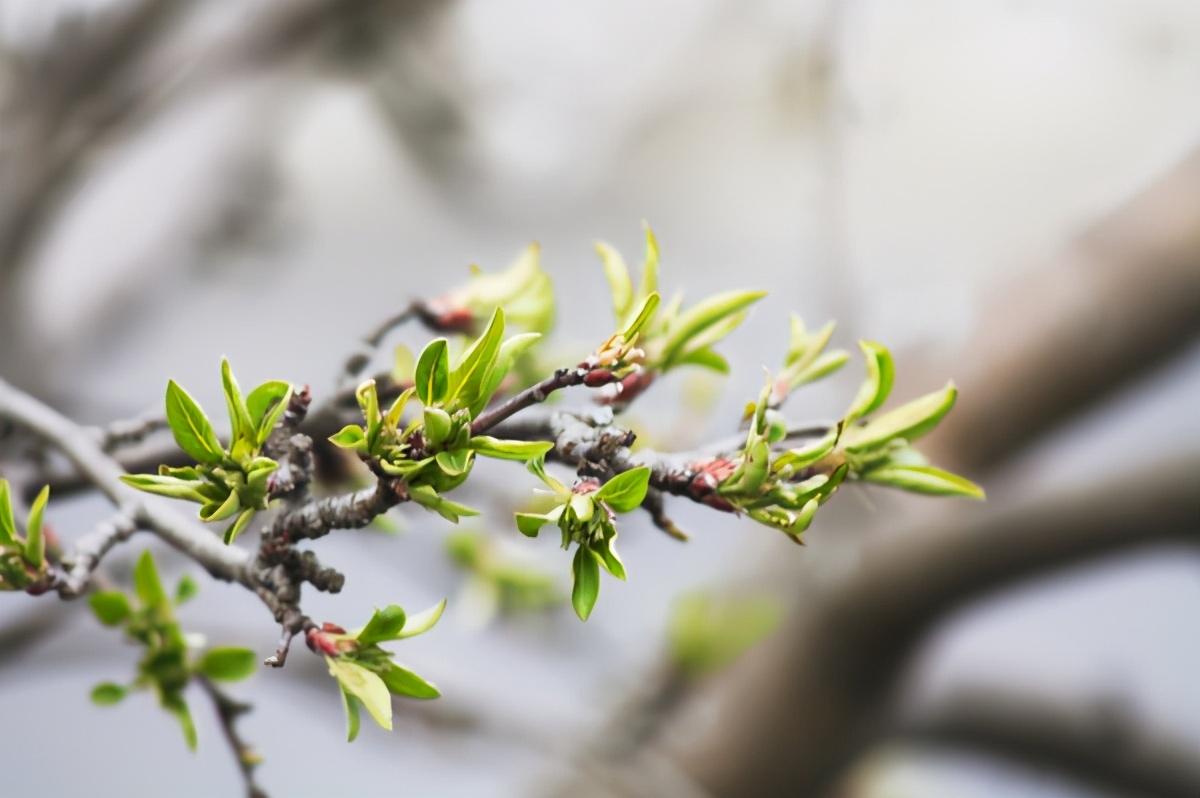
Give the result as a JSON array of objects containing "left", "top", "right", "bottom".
[
  {"left": 476, "top": 332, "right": 542, "bottom": 413},
  {"left": 468, "top": 436, "right": 553, "bottom": 462},
  {"left": 844, "top": 341, "right": 895, "bottom": 422},
  {"left": 408, "top": 484, "right": 479, "bottom": 523},
  {"left": 220, "top": 358, "right": 253, "bottom": 448},
  {"left": 594, "top": 466, "right": 651, "bottom": 513},
  {"left": 133, "top": 549, "right": 168, "bottom": 609},
  {"left": 0, "top": 479, "right": 15, "bottom": 544},
  {"left": 223, "top": 508, "right": 255, "bottom": 545},
  {"left": 771, "top": 426, "right": 840, "bottom": 474},
  {"left": 396, "top": 598, "right": 447, "bottom": 639},
  {"left": 595, "top": 535, "right": 627, "bottom": 581},
  {"left": 861, "top": 464, "right": 984, "bottom": 499},
  {"left": 672, "top": 347, "right": 730, "bottom": 374},
  {"left": 596, "top": 241, "right": 634, "bottom": 320},
  {"left": 165, "top": 380, "right": 224, "bottom": 464},
  {"left": 199, "top": 488, "right": 241, "bottom": 523},
  {"left": 196, "top": 647, "right": 257, "bottom": 682},
  {"left": 571, "top": 546, "right": 601, "bottom": 621},
  {"left": 659, "top": 290, "right": 766, "bottom": 369},
  {"left": 24, "top": 485, "right": 48, "bottom": 567},
  {"left": 515, "top": 511, "right": 552, "bottom": 538},
  {"left": 246, "top": 380, "right": 291, "bottom": 436},
  {"left": 435, "top": 449, "right": 472, "bottom": 477},
  {"left": 447, "top": 307, "right": 505, "bottom": 411},
  {"left": 164, "top": 695, "right": 198, "bottom": 751},
  {"left": 423, "top": 407, "right": 453, "bottom": 446},
  {"left": 379, "top": 662, "right": 440, "bottom": 699},
  {"left": 843, "top": 382, "right": 957, "bottom": 453},
  {"left": 356, "top": 605, "right": 407, "bottom": 645},
  {"left": 340, "top": 685, "right": 362, "bottom": 742},
  {"left": 119, "top": 474, "right": 208, "bottom": 503},
  {"left": 620, "top": 292, "right": 661, "bottom": 340},
  {"left": 639, "top": 222, "right": 660, "bottom": 300},
  {"left": 89, "top": 591, "right": 132, "bottom": 626},
  {"left": 414, "top": 338, "right": 450, "bottom": 406},
  {"left": 90, "top": 683, "right": 128, "bottom": 706},
  {"left": 328, "top": 425, "right": 367, "bottom": 450},
  {"left": 174, "top": 575, "right": 199, "bottom": 605},
  {"left": 328, "top": 658, "right": 392, "bottom": 731}
]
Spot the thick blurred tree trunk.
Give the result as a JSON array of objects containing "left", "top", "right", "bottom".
[{"left": 661, "top": 146, "right": 1200, "bottom": 797}]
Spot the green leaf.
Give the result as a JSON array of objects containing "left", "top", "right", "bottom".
[
  {"left": 793, "top": 350, "right": 849, "bottom": 387},
  {"left": 423, "top": 407, "right": 453, "bottom": 447},
  {"left": 408, "top": 484, "right": 479, "bottom": 523},
  {"left": 356, "top": 605, "right": 407, "bottom": 645},
  {"left": 595, "top": 535, "right": 627, "bottom": 581},
  {"left": 24, "top": 485, "right": 48, "bottom": 567},
  {"left": 843, "top": 382, "right": 957, "bottom": 453},
  {"left": 379, "top": 662, "right": 440, "bottom": 699},
  {"left": 722, "top": 440, "right": 770, "bottom": 496},
  {"left": 515, "top": 511, "right": 552, "bottom": 538},
  {"left": 164, "top": 695, "right": 198, "bottom": 751},
  {"left": 119, "top": 473, "right": 209, "bottom": 503},
  {"left": 596, "top": 240, "right": 634, "bottom": 320},
  {"left": 328, "top": 658, "right": 392, "bottom": 731},
  {"left": 90, "top": 682, "right": 128, "bottom": 706},
  {"left": 568, "top": 493, "right": 595, "bottom": 523},
  {"left": 0, "top": 479, "right": 15, "bottom": 544},
  {"left": 199, "top": 488, "right": 241, "bottom": 523},
  {"left": 174, "top": 575, "right": 199, "bottom": 605},
  {"left": 220, "top": 358, "right": 253, "bottom": 448},
  {"left": 133, "top": 550, "right": 168, "bottom": 609},
  {"left": 594, "top": 466, "right": 651, "bottom": 513},
  {"left": 476, "top": 332, "right": 543, "bottom": 413},
  {"left": 340, "top": 685, "right": 362, "bottom": 742},
  {"left": 250, "top": 382, "right": 292, "bottom": 446},
  {"left": 672, "top": 346, "right": 730, "bottom": 374},
  {"left": 844, "top": 341, "right": 895, "bottom": 422},
  {"left": 414, "top": 338, "right": 450, "bottom": 406},
  {"left": 89, "top": 591, "right": 132, "bottom": 626},
  {"left": 397, "top": 598, "right": 446, "bottom": 639},
  {"left": 385, "top": 386, "right": 415, "bottom": 430},
  {"left": 771, "top": 426, "right": 840, "bottom": 474},
  {"left": 165, "top": 380, "right": 224, "bottom": 464},
  {"left": 338, "top": 686, "right": 360, "bottom": 739},
  {"left": 197, "top": 647, "right": 257, "bottom": 682},
  {"left": 659, "top": 290, "right": 766, "bottom": 369},
  {"left": 862, "top": 464, "right": 984, "bottom": 499},
  {"left": 434, "top": 448, "right": 472, "bottom": 477},
  {"left": 571, "top": 546, "right": 601, "bottom": 621},
  {"left": 447, "top": 307, "right": 505, "bottom": 411},
  {"left": 639, "top": 222, "right": 660, "bottom": 301},
  {"left": 223, "top": 508, "right": 256, "bottom": 545},
  {"left": 468, "top": 436, "right": 553, "bottom": 462},
  {"left": 619, "top": 292, "right": 661, "bottom": 340},
  {"left": 328, "top": 424, "right": 367, "bottom": 450}
]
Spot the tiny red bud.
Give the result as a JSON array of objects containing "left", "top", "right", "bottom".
[
  {"left": 306, "top": 629, "right": 340, "bottom": 657},
  {"left": 584, "top": 369, "right": 615, "bottom": 387},
  {"left": 321, "top": 622, "right": 346, "bottom": 634}
]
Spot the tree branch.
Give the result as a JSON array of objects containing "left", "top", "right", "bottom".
[{"left": 196, "top": 676, "right": 268, "bottom": 798}]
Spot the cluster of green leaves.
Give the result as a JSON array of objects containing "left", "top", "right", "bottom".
[
  {"left": 438, "top": 243, "right": 555, "bottom": 334},
  {"left": 330, "top": 308, "right": 552, "bottom": 522},
  {"left": 717, "top": 378, "right": 849, "bottom": 543},
  {"left": 769, "top": 315, "right": 851, "bottom": 405},
  {"left": 595, "top": 224, "right": 766, "bottom": 378},
  {"left": 0, "top": 480, "right": 49, "bottom": 590},
  {"left": 513, "top": 460, "right": 651, "bottom": 621},
  {"left": 667, "top": 592, "right": 782, "bottom": 679},
  {"left": 835, "top": 342, "right": 985, "bottom": 497},
  {"left": 320, "top": 601, "right": 445, "bottom": 741},
  {"left": 445, "top": 530, "right": 562, "bottom": 623},
  {"left": 718, "top": 341, "right": 984, "bottom": 542},
  {"left": 120, "top": 359, "right": 294, "bottom": 544},
  {"left": 88, "top": 550, "right": 257, "bottom": 749}
]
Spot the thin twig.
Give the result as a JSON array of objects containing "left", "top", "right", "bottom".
[{"left": 196, "top": 676, "right": 268, "bottom": 798}]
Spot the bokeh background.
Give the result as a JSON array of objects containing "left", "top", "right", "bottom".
[{"left": 1, "top": 1, "right": 1198, "bottom": 796}]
